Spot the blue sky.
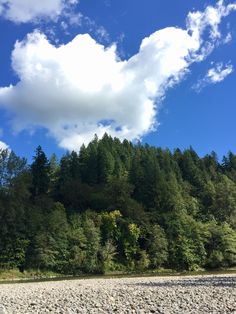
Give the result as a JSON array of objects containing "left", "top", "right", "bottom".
[{"left": 0, "top": 0, "right": 236, "bottom": 161}]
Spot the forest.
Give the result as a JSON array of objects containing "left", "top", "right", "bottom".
[{"left": 0, "top": 134, "right": 235, "bottom": 275}]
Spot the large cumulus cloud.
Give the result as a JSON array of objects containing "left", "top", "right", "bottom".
[{"left": 0, "top": 1, "right": 235, "bottom": 150}]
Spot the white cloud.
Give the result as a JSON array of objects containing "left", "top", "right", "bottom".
[
  {"left": 224, "top": 32, "right": 232, "bottom": 44},
  {"left": 0, "top": 0, "right": 79, "bottom": 23},
  {"left": 63, "top": 12, "right": 110, "bottom": 42},
  {"left": 187, "top": 0, "right": 236, "bottom": 40},
  {"left": 0, "top": 140, "right": 9, "bottom": 150},
  {"left": 193, "top": 62, "right": 233, "bottom": 91},
  {"left": 0, "top": 1, "right": 235, "bottom": 150},
  {"left": 0, "top": 29, "right": 197, "bottom": 150},
  {"left": 207, "top": 63, "right": 233, "bottom": 83}
]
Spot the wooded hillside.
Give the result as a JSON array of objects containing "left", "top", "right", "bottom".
[{"left": 0, "top": 134, "right": 235, "bottom": 274}]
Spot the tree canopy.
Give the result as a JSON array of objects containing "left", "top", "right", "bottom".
[{"left": 0, "top": 135, "right": 235, "bottom": 273}]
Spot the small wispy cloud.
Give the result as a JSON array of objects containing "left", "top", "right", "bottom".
[
  {"left": 0, "top": 140, "right": 9, "bottom": 150},
  {"left": 42, "top": 11, "right": 110, "bottom": 44},
  {"left": 224, "top": 32, "right": 232, "bottom": 44},
  {"left": 187, "top": 0, "right": 236, "bottom": 40},
  {"left": 193, "top": 62, "right": 233, "bottom": 92},
  {"left": 207, "top": 63, "right": 233, "bottom": 83},
  {"left": 67, "top": 13, "right": 110, "bottom": 42}
]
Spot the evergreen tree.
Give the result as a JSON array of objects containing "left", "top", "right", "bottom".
[
  {"left": 0, "top": 138, "right": 235, "bottom": 274},
  {"left": 31, "top": 146, "right": 50, "bottom": 197}
]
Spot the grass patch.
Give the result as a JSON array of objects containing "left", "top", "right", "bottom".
[{"left": 0, "top": 269, "right": 62, "bottom": 282}]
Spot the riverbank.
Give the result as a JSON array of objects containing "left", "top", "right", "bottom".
[
  {"left": 0, "top": 268, "right": 236, "bottom": 284},
  {"left": 0, "top": 274, "right": 235, "bottom": 313}
]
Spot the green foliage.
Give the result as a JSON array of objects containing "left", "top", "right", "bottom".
[
  {"left": 206, "top": 221, "right": 236, "bottom": 268},
  {"left": 26, "top": 201, "right": 68, "bottom": 271},
  {"left": 212, "top": 175, "right": 236, "bottom": 224},
  {"left": 0, "top": 138, "right": 236, "bottom": 274},
  {"left": 100, "top": 210, "right": 122, "bottom": 243},
  {"left": 146, "top": 224, "right": 168, "bottom": 268},
  {"left": 121, "top": 223, "right": 140, "bottom": 268},
  {"left": 136, "top": 250, "right": 150, "bottom": 271},
  {"left": 99, "top": 240, "right": 117, "bottom": 273},
  {"left": 31, "top": 146, "right": 50, "bottom": 197},
  {"left": 82, "top": 217, "right": 101, "bottom": 273}
]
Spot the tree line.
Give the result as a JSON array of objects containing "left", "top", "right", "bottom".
[{"left": 0, "top": 134, "right": 235, "bottom": 274}]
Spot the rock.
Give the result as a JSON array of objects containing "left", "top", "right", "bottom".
[
  {"left": 0, "top": 306, "right": 7, "bottom": 314},
  {"left": 0, "top": 274, "right": 235, "bottom": 313}
]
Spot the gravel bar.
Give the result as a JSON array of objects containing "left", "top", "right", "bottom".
[{"left": 0, "top": 274, "right": 235, "bottom": 313}]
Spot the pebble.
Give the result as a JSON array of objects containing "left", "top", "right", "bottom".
[{"left": 0, "top": 274, "right": 235, "bottom": 313}]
